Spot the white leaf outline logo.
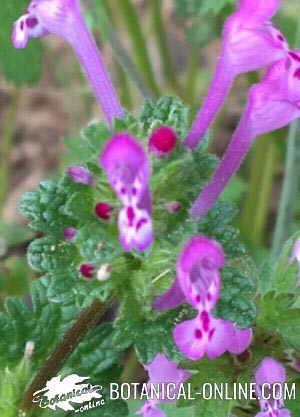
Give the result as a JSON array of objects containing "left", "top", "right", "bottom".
[{"left": 32, "top": 374, "right": 103, "bottom": 411}]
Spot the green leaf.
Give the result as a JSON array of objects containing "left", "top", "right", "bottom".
[
  {"left": 66, "top": 324, "right": 123, "bottom": 376},
  {"left": 258, "top": 292, "right": 300, "bottom": 352},
  {"left": 113, "top": 295, "right": 184, "bottom": 364},
  {"left": 140, "top": 97, "right": 188, "bottom": 138},
  {"left": 28, "top": 236, "right": 80, "bottom": 274},
  {"left": 265, "top": 232, "right": 300, "bottom": 296},
  {"left": 19, "top": 180, "right": 74, "bottom": 234},
  {"left": 179, "top": 357, "right": 236, "bottom": 416}
]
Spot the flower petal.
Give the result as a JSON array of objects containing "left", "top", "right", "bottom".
[
  {"left": 255, "top": 357, "right": 287, "bottom": 385},
  {"left": 152, "top": 278, "right": 186, "bottom": 310},
  {"left": 177, "top": 236, "right": 224, "bottom": 308},
  {"left": 145, "top": 354, "right": 189, "bottom": 385},
  {"left": 136, "top": 402, "right": 166, "bottom": 417},
  {"left": 173, "top": 317, "right": 206, "bottom": 361},
  {"left": 205, "top": 318, "right": 231, "bottom": 360},
  {"left": 226, "top": 324, "right": 253, "bottom": 355}
]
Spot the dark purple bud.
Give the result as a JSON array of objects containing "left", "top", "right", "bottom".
[
  {"left": 63, "top": 227, "right": 77, "bottom": 241},
  {"left": 79, "top": 263, "right": 95, "bottom": 278},
  {"left": 67, "top": 165, "right": 94, "bottom": 185},
  {"left": 95, "top": 202, "right": 113, "bottom": 220}
]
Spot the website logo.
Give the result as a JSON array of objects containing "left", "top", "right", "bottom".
[{"left": 32, "top": 374, "right": 105, "bottom": 412}]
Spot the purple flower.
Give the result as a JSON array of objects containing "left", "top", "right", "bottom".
[
  {"left": 176, "top": 236, "right": 224, "bottom": 309},
  {"left": 63, "top": 227, "right": 77, "bottom": 240},
  {"left": 12, "top": 0, "right": 124, "bottom": 125},
  {"left": 136, "top": 354, "right": 190, "bottom": 417},
  {"left": 255, "top": 358, "right": 291, "bottom": 417},
  {"left": 136, "top": 401, "right": 165, "bottom": 417},
  {"left": 67, "top": 165, "right": 94, "bottom": 185},
  {"left": 184, "top": 0, "right": 288, "bottom": 149},
  {"left": 152, "top": 278, "right": 185, "bottom": 311},
  {"left": 155, "top": 236, "right": 252, "bottom": 361},
  {"left": 100, "top": 133, "right": 153, "bottom": 252},
  {"left": 190, "top": 52, "right": 300, "bottom": 218},
  {"left": 173, "top": 303, "right": 252, "bottom": 361},
  {"left": 291, "top": 238, "right": 300, "bottom": 264}
]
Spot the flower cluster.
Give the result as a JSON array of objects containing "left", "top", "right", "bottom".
[
  {"left": 186, "top": 0, "right": 300, "bottom": 218},
  {"left": 11, "top": 2, "right": 294, "bottom": 417}
]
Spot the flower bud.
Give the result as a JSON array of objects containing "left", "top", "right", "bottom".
[
  {"left": 79, "top": 263, "right": 95, "bottom": 278},
  {"left": 148, "top": 126, "right": 177, "bottom": 156},
  {"left": 63, "top": 227, "right": 77, "bottom": 241},
  {"left": 67, "top": 165, "right": 94, "bottom": 185},
  {"left": 95, "top": 202, "right": 113, "bottom": 220}
]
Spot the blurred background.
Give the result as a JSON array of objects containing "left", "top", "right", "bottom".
[{"left": 0, "top": 0, "right": 299, "bottom": 303}]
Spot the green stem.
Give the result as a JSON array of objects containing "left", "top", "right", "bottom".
[
  {"left": 272, "top": 25, "right": 300, "bottom": 256},
  {"left": 22, "top": 297, "right": 111, "bottom": 410},
  {"left": 240, "top": 136, "right": 278, "bottom": 246},
  {"left": 0, "top": 89, "right": 20, "bottom": 216},
  {"left": 116, "top": 0, "right": 160, "bottom": 97},
  {"left": 115, "top": 62, "right": 133, "bottom": 110},
  {"left": 185, "top": 48, "right": 199, "bottom": 106},
  {"left": 120, "top": 348, "right": 140, "bottom": 383},
  {"left": 151, "top": 0, "right": 179, "bottom": 93},
  {"left": 98, "top": 0, "right": 153, "bottom": 99},
  {"left": 272, "top": 120, "right": 300, "bottom": 256}
]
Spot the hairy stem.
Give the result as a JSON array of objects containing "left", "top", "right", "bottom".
[
  {"left": 0, "top": 89, "right": 20, "bottom": 216},
  {"left": 151, "top": 0, "right": 179, "bottom": 93},
  {"left": 116, "top": 0, "right": 160, "bottom": 97},
  {"left": 120, "top": 348, "right": 140, "bottom": 383},
  {"left": 22, "top": 297, "right": 111, "bottom": 410}
]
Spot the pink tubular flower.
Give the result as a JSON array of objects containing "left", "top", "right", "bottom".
[
  {"left": 190, "top": 51, "right": 300, "bottom": 218},
  {"left": 12, "top": 0, "right": 124, "bottom": 126},
  {"left": 155, "top": 236, "right": 252, "bottom": 361},
  {"left": 184, "top": 0, "right": 288, "bottom": 149},
  {"left": 255, "top": 358, "right": 291, "bottom": 417},
  {"left": 100, "top": 133, "right": 153, "bottom": 252},
  {"left": 136, "top": 354, "right": 190, "bottom": 417}
]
